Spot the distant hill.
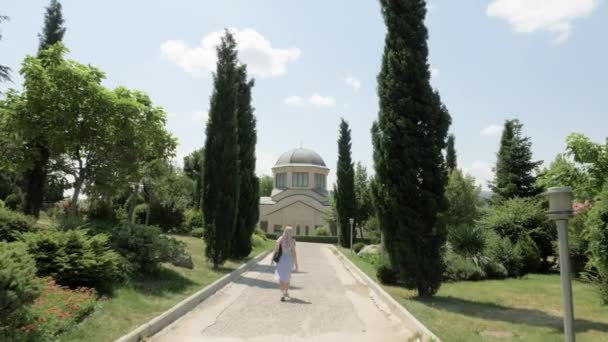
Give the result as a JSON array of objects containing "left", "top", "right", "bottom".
[{"left": 480, "top": 190, "right": 494, "bottom": 199}]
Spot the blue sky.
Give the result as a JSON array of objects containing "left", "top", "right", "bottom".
[{"left": 2, "top": 0, "right": 607, "bottom": 189}]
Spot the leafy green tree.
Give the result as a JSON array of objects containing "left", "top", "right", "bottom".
[
  {"left": 259, "top": 175, "right": 273, "bottom": 197},
  {"left": 232, "top": 65, "right": 259, "bottom": 259},
  {"left": 354, "top": 162, "right": 373, "bottom": 238},
  {"left": 202, "top": 30, "right": 240, "bottom": 268},
  {"left": 371, "top": 0, "right": 451, "bottom": 297},
  {"left": 537, "top": 154, "right": 593, "bottom": 200},
  {"left": 446, "top": 134, "right": 457, "bottom": 172},
  {"left": 445, "top": 169, "right": 481, "bottom": 227},
  {"left": 586, "top": 184, "right": 608, "bottom": 302},
  {"left": 566, "top": 133, "right": 608, "bottom": 197},
  {"left": 335, "top": 119, "right": 356, "bottom": 247},
  {"left": 0, "top": 15, "right": 10, "bottom": 82},
  {"left": 183, "top": 148, "right": 204, "bottom": 208},
  {"left": 21, "top": 0, "right": 66, "bottom": 217},
  {"left": 490, "top": 119, "right": 541, "bottom": 200}
]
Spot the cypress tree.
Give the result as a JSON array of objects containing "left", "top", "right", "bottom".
[
  {"left": 202, "top": 30, "right": 240, "bottom": 269},
  {"left": 371, "top": 0, "right": 451, "bottom": 297},
  {"left": 23, "top": 0, "right": 66, "bottom": 217},
  {"left": 231, "top": 65, "right": 259, "bottom": 259},
  {"left": 446, "top": 134, "right": 457, "bottom": 172},
  {"left": 335, "top": 118, "right": 356, "bottom": 247},
  {"left": 490, "top": 119, "right": 541, "bottom": 200}
]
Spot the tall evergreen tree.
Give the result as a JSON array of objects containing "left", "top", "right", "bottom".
[
  {"left": 0, "top": 15, "right": 10, "bottom": 82},
  {"left": 354, "top": 162, "right": 373, "bottom": 238},
  {"left": 335, "top": 118, "right": 356, "bottom": 247},
  {"left": 22, "top": 0, "right": 66, "bottom": 217},
  {"left": 202, "top": 30, "right": 240, "bottom": 269},
  {"left": 446, "top": 134, "right": 457, "bottom": 172},
  {"left": 490, "top": 119, "right": 541, "bottom": 200},
  {"left": 232, "top": 65, "right": 259, "bottom": 259},
  {"left": 371, "top": 0, "right": 451, "bottom": 297}
]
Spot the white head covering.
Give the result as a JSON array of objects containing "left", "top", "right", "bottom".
[{"left": 280, "top": 226, "right": 296, "bottom": 251}]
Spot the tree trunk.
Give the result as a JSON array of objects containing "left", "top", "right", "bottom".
[
  {"left": 358, "top": 224, "right": 364, "bottom": 239},
  {"left": 69, "top": 174, "right": 85, "bottom": 217},
  {"left": 23, "top": 144, "right": 50, "bottom": 218},
  {"left": 127, "top": 183, "right": 140, "bottom": 223},
  {"left": 145, "top": 203, "right": 150, "bottom": 225}
]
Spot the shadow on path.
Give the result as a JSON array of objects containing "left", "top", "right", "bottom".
[
  {"left": 284, "top": 297, "right": 312, "bottom": 305},
  {"left": 133, "top": 268, "right": 196, "bottom": 296},
  {"left": 234, "top": 275, "right": 302, "bottom": 290},
  {"left": 414, "top": 296, "right": 608, "bottom": 333}
]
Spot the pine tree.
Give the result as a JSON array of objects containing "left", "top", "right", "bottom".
[
  {"left": 371, "top": 0, "right": 451, "bottom": 297},
  {"left": 490, "top": 119, "right": 541, "bottom": 200},
  {"left": 23, "top": 0, "right": 66, "bottom": 217},
  {"left": 202, "top": 30, "right": 240, "bottom": 269},
  {"left": 232, "top": 65, "right": 259, "bottom": 259},
  {"left": 446, "top": 134, "right": 457, "bottom": 172},
  {"left": 335, "top": 118, "right": 356, "bottom": 247},
  {"left": 354, "top": 162, "right": 373, "bottom": 238}
]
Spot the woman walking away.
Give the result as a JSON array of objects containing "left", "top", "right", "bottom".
[{"left": 273, "top": 226, "right": 298, "bottom": 302}]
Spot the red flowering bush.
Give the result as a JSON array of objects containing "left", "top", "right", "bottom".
[{"left": 17, "top": 278, "right": 98, "bottom": 340}]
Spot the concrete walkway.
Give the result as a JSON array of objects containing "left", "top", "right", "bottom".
[{"left": 152, "top": 243, "right": 413, "bottom": 342}]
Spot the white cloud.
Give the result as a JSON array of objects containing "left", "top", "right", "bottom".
[
  {"left": 430, "top": 67, "right": 440, "bottom": 79},
  {"left": 309, "top": 93, "right": 336, "bottom": 108},
  {"left": 480, "top": 124, "right": 503, "bottom": 137},
  {"left": 161, "top": 28, "right": 301, "bottom": 78},
  {"left": 256, "top": 150, "right": 278, "bottom": 176},
  {"left": 462, "top": 160, "right": 495, "bottom": 190},
  {"left": 191, "top": 110, "right": 209, "bottom": 122},
  {"left": 284, "top": 95, "right": 305, "bottom": 107},
  {"left": 486, "top": 0, "right": 599, "bottom": 43},
  {"left": 345, "top": 76, "right": 361, "bottom": 91}
]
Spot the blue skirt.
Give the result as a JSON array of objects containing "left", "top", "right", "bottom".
[{"left": 275, "top": 253, "right": 294, "bottom": 283}]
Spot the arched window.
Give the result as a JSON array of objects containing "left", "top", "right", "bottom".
[
  {"left": 305, "top": 226, "right": 310, "bottom": 236},
  {"left": 296, "top": 225, "right": 301, "bottom": 235}
]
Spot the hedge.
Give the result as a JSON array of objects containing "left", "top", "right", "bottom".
[{"left": 264, "top": 233, "right": 373, "bottom": 245}]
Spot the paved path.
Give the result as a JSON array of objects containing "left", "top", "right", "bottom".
[{"left": 152, "top": 243, "right": 413, "bottom": 342}]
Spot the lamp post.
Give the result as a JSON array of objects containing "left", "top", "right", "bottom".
[
  {"left": 349, "top": 218, "right": 354, "bottom": 251},
  {"left": 545, "top": 187, "right": 575, "bottom": 342}
]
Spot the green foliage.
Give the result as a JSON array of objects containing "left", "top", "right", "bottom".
[
  {"left": 105, "top": 223, "right": 190, "bottom": 274},
  {"left": 485, "top": 232, "right": 523, "bottom": 277},
  {"left": 253, "top": 227, "right": 266, "bottom": 239},
  {"left": 259, "top": 175, "right": 273, "bottom": 197},
  {"left": 202, "top": 30, "right": 240, "bottom": 268},
  {"left": 4, "top": 193, "right": 22, "bottom": 211},
  {"left": 353, "top": 242, "right": 366, "bottom": 254},
  {"left": 446, "top": 134, "right": 457, "bottom": 172},
  {"left": 232, "top": 65, "right": 259, "bottom": 259},
  {"left": 376, "top": 262, "right": 399, "bottom": 285},
  {"left": 0, "top": 242, "right": 42, "bottom": 335},
  {"left": 38, "top": 0, "right": 66, "bottom": 52},
  {"left": 447, "top": 224, "right": 486, "bottom": 257},
  {"left": 585, "top": 185, "right": 608, "bottom": 302},
  {"left": 567, "top": 210, "right": 590, "bottom": 275},
  {"left": 190, "top": 227, "right": 204, "bottom": 238},
  {"left": 537, "top": 154, "right": 594, "bottom": 201},
  {"left": 335, "top": 118, "right": 357, "bottom": 247},
  {"left": 445, "top": 170, "right": 481, "bottom": 227},
  {"left": 0, "top": 206, "right": 36, "bottom": 242},
  {"left": 251, "top": 234, "right": 265, "bottom": 249},
  {"left": 372, "top": 0, "right": 451, "bottom": 297},
  {"left": 443, "top": 249, "right": 485, "bottom": 281},
  {"left": 480, "top": 197, "right": 555, "bottom": 262},
  {"left": 354, "top": 163, "right": 374, "bottom": 236},
  {"left": 314, "top": 226, "right": 330, "bottom": 236},
  {"left": 20, "top": 229, "right": 125, "bottom": 290},
  {"left": 515, "top": 234, "right": 541, "bottom": 274},
  {"left": 183, "top": 148, "right": 204, "bottom": 208},
  {"left": 566, "top": 133, "right": 608, "bottom": 197},
  {"left": 183, "top": 208, "right": 203, "bottom": 231},
  {"left": 490, "top": 119, "right": 542, "bottom": 200},
  {"left": 0, "top": 15, "right": 10, "bottom": 83}
]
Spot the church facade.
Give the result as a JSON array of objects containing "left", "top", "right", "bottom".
[{"left": 259, "top": 148, "right": 332, "bottom": 236}]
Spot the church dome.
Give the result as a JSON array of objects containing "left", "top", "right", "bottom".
[{"left": 275, "top": 148, "right": 326, "bottom": 167}]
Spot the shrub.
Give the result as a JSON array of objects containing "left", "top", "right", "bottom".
[
  {"left": 515, "top": 234, "right": 541, "bottom": 274},
  {"left": 0, "top": 206, "right": 36, "bottom": 242},
  {"left": 486, "top": 232, "right": 523, "bottom": 277},
  {"left": 0, "top": 242, "right": 42, "bottom": 336},
  {"left": 147, "top": 201, "right": 185, "bottom": 233},
  {"left": 190, "top": 227, "right": 204, "bottom": 238},
  {"left": 566, "top": 209, "right": 590, "bottom": 275},
  {"left": 251, "top": 234, "right": 265, "bottom": 249},
  {"left": 376, "top": 262, "right": 399, "bottom": 285},
  {"left": 107, "top": 223, "right": 191, "bottom": 274},
  {"left": 480, "top": 197, "right": 555, "bottom": 262},
  {"left": 20, "top": 229, "right": 125, "bottom": 290},
  {"left": 585, "top": 185, "right": 608, "bottom": 303},
  {"left": 0, "top": 199, "right": 4, "bottom": 208},
  {"left": 443, "top": 249, "right": 485, "bottom": 281},
  {"left": 133, "top": 203, "right": 148, "bottom": 224},
  {"left": 482, "top": 258, "right": 508, "bottom": 279},
  {"left": 447, "top": 224, "right": 486, "bottom": 257},
  {"left": 4, "top": 193, "right": 22, "bottom": 211},
  {"left": 18, "top": 278, "right": 97, "bottom": 340},
  {"left": 314, "top": 226, "right": 330, "bottom": 236},
  {"left": 253, "top": 227, "right": 267, "bottom": 239},
  {"left": 183, "top": 208, "right": 203, "bottom": 231},
  {"left": 352, "top": 242, "right": 366, "bottom": 254}
]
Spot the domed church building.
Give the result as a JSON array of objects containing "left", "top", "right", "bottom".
[{"left": 259, "top": 148, "right": 333, "bottom": 236}]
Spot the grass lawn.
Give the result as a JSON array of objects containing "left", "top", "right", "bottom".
[
  {"left": 60, "top": 236, "right": 273, "bottom": 342},
  {"left": 337, "top": 247, "right": 608, "bottom": 342}
]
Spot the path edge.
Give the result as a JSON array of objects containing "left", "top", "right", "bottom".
[
  {"left": 114, "top": 249, "right": 272, "bottom": 342},
  {"left": 331, "top": 245, "right": 441, "bottom": 342}
]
